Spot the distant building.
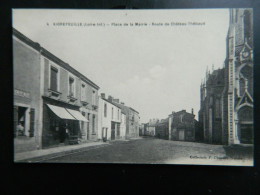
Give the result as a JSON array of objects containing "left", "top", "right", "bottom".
[
  {"left": 169, "top": 110, "right": 196, "bottom": 142},
  {"left": 98, "top": 94, "right": 125, "bottom": 141},
  {"left": 155, "top": 118, "right": 169, "bottom": 140},
  {"left": 139, "top": 123, "right": 145, "bottom": 136},
  {"left": 106, "top": 95, "right": 140, "bottom": 139},
  {"left": 146, "top": 119, "right": 158, "bottom": 136}
]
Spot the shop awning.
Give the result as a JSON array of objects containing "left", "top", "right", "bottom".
[
  {"left": 46, "top": 104, "right": 76, "bottom": 120},
  {"left": 66, "top": 108, "right": 89, "bottom": 122}
]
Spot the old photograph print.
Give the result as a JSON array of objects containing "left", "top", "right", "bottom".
[{"left": 13, "top": 9, "right": 253, "bottom": 166}]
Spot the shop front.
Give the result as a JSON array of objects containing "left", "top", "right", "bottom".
[{"left": 42, "top": 97, "right": 88, "bottom": 148}]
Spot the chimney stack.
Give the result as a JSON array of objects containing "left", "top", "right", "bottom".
[
  {"left": 101, "top": 93, "right": 105, "bottom": 99},
  {"left": 113, "top": 98, "right": 119, "bottom": 103},
  {"left": 108, "top": 95, "right": 113, "bottom": 102},
  {"left": 191, "top": 108, "right": 194, "bottom": 115},
  {"left": 120, "top": 102, "right": 125, "bottom": 105}
]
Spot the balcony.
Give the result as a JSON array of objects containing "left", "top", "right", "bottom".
[
  {"left": 67, "top": 94, "right": 77, "bottom": 103},
  {"left": 92, "top": 105, "right": 98, "bottom": 110},
  {"left": 48, "top": 88, "right": 61, "bottom": 99},
  {"left": 81, "top": 100, "right": 89, "bottom": 106}
]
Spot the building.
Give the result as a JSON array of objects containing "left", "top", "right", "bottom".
[
  {"left": 199, "top": 68, "right": 225, "bottom": 144},
  {"left": 13, "top": 29, "right": 43, "bottom": 152},
  {"left": 13, "top": 28, "right": 99, "bottom": 151},
  {"left": 199, "top": 9, "right": 253, "bottom": 145},
  {"left": 98, "top": 93, "right": 125, "bottom": 141},
  {"left": 169, "top": 110, "right": 196, "bottom": 142},
  {"left": 139, "top": 123, "right": 145, "bottom": 136},
  {"left": 108, "top": 96, "right": 140, "bottom": 139},
  {"left": 155, "top": 118, "right": 169, "bottom": 140},
  {"left": 146, "top": 119, "right": 158, "bottom": 136},
  {"left": 223, "top": 8, "right": 253, "bottom": 145}
]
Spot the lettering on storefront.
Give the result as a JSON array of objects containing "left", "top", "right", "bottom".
[{"left": 14, "top": 89, "right": 30, "bottom": 99}]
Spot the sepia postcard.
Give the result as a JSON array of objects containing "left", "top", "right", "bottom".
[{"left": 13, "top": 9, "right": 253, "bottom": 166}]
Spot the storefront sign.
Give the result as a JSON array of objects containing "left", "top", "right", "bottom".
[{"left": 14, "top": 89, "right": 30, "bottom": 99}]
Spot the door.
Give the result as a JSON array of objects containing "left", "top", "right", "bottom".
[
  {"left": 240, "top": 124, "right": 253, "bottom": 144},
  {"left": 178, "top": 130, "right": 185, "bottom": 141},
  {"left": 111, "top": 122, "right": 115, "bottom": 140}
]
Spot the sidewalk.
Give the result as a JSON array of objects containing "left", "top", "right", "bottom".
[{"left": 14, "top": 141, "right": 109, "bottom": 162}]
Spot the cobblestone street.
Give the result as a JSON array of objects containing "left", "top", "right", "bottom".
[{"left": 33, "top": 137, "right": 253, "bottom": 166}]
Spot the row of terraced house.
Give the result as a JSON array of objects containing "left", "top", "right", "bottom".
[{"left": 13, "top": 28, "right": 140, "bottom": 153}]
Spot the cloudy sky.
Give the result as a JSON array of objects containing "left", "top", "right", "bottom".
[{"left": 13, "top": 9, "right": 229, "bottom": 122}]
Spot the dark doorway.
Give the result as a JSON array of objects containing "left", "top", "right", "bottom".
[
  {"left": 111, "top": 122, "right": 115, "bottom": 140},
  {"left": 240, "top": 124, "right": 253, "bottom": 144}
]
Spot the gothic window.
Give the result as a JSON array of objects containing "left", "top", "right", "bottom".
[
  {"left": 215, "top": 99, "right": 221, "bottom": 118},
  {"left": 244, "top": 10, "right": 253, "bottom": 46},
  {"left": 239, "top": 77, "right": 245, "bottom": 96},
  {"left": 238, "top": 106, "right": 253, "bottom": 122}
]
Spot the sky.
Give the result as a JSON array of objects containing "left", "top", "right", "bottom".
[{"left": 13, "top": 9, "right": 229, "bottom": 123}]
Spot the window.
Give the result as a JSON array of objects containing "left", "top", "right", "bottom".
[
  {"left": 244, "top": 10, "right": 252, "bottom": 46},
  {"left": 104, "top": 103, "right": 107, "bottom": 117},
  {"left": 92, "top": 90, "right": 96, "bottom": 105},
  {"left": 92, "top": 115, "right": 95, "bottom": 133},
  {"left": 69, "top": 77, "right": 75, "bottom": 97},
  {"left": 215, "top": 99, "right": 221, "bottom": 118},
  {"left": 112, "top": 107, "right": 114, "bottom": 119},
  {"left": 118, "top": 109, "right": 119, "bottom": 119},
  {"left": 50, "top": 66, "right": 58, "bottom": 91},
  {"left": 180, "top": 114, "right": 184, "bottom": 123},
  {"left": 81, "top": 83, "right": 86, "bottom": 101}
]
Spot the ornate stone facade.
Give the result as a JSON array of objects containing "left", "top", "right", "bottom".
[{"left": 199, "top": 8, "right": 253, "bottom": 145}]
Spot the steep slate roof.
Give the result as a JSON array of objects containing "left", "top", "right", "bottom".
[{"left": 13, "top": 28, "right": 100, "bottom": 90}]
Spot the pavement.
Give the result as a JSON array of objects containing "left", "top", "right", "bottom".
[
  {"left": 14, "top": 137, "right": 141, "bottom": 162},
  {"left": 14, "top": 141, "right": 109, "bottom": 162},
  {"left": 14, "top": 137, "right": 253, "bottom": 166}
]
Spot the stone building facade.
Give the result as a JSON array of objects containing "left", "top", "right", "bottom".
[
  {"left": 13, "top": 29, "right": 43, "bottom": 152},
  {"left": 13, "top": 28, "right": 99, "bottom": 151},
  {"left": 155, "top": 118, "right": 169, "bottom": 140},
  {"left": 169, "top": 110, "right": 196, "bottom": 142},
  {"left": 199, "top": 68, "right": 225, "bottom": 144},
  {"left": 108, "top": 96, "right": 140, "bottom": 139},
  {"left": 223, "top": 8, "right": 253, "bottom": 144},
  {"left": 146, "top": 119, "right": 158, "bottom": 136},
  {"left": 98, "top": 94, "right": 126, "bottom": 141},
  {"left": 199, "top": 9, "right": 253, "bottom": 145}
]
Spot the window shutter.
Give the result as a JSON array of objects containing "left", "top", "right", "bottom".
[
  {"left": 29, "top": 108, "right": 35, "bottom": 137},
  {"left": 13, "top": 106, "right": 18, "bottom": 137}
]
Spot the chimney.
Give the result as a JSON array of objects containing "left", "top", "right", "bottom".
[
  {"left": 101, "top": 93, "right": 105, "bottom": 99},
  {"left": 113, "top": 98, "right": 119, "bottom": 103},
  {"left": 108, "top": 95, "right": 113, "bottom": 102},
  {"left": 120, "top": 102, "right": 125, "bottom": 105},
  {"left": 191, "top": 108, "right": 194, "bottom": 115}
]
